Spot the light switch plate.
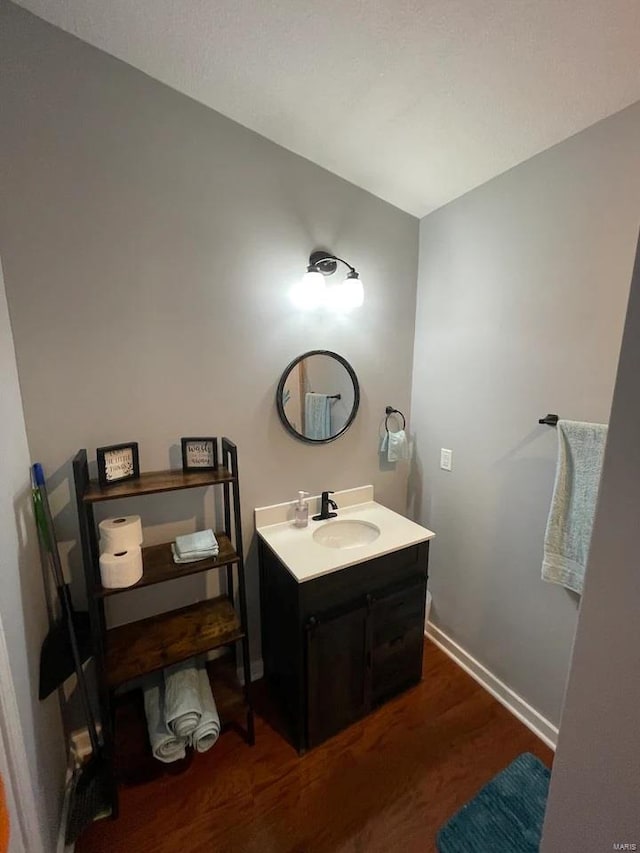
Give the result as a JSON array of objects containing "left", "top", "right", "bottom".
[{"left": 440, "top": 448, "right": 453, "bottom": 471}]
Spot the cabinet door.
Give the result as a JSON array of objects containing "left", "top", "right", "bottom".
[
  {"left": 305, "top": 604, "right": 370, "bottom": 749},
  {"left": 371, "top": 578, "right": 425, "bottom": 706}
]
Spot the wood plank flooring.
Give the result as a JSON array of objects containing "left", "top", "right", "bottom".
[{"left": 77, "top": 640, "right": 553, "bottom": 853}]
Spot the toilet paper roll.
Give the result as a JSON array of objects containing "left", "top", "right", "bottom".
[
  {"left": 99, "top": 515, "right": 143, "bottom": 553},
  {"left": 99, "top": 547, "right": 143, "bottom": 589}
]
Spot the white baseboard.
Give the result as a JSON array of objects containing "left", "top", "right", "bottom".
[{"left": 425, "top": 622, "right": 558, "bottom": 750}]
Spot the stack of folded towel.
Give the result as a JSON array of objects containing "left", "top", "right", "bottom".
[
  {"left": 142, "top": 658, "right": 221, "bottom": 763},
  {"left": 171, "top": 529, "right": 219, "bottom": 564}
]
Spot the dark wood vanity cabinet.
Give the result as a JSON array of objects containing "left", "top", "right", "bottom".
[
  {"left": 259, "top": 539, "right": 430, "bottom": 752},
  {"left": 306, "top": 603, "right": 369, "bottom": 748}
]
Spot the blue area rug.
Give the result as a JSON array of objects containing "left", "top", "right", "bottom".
[{"left": 436, "top": 753, "right": 550, "bottom": 853}]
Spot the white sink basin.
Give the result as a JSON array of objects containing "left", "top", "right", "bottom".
[{"left": 313, "top": 519, "right": 381, "bottom": 549}]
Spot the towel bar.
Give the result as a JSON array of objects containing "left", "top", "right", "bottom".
[{"left": 538, "top": 414, "right": 559, "bottom": 426}]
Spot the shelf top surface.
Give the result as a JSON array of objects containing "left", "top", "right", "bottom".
[{"left": 83, "top": 466, "right": 235, "bottom": 502}]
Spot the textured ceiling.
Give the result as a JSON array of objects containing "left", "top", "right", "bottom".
[{"left": 12, "top": 0, "right": 640, "bottom": 216}]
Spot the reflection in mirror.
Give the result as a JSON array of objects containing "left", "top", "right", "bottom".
[{"left": 276, "top": 351, "right": 360, "bottom": 444}]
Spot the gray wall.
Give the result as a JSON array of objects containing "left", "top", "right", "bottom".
[
  {"left": 541, "top": 236, "right": 640, "bottom": 851},
  {"left": 0, "top": 4, "right": 418, "bottom": 657},
  {"left": 0, "top": 258, "right": 64, "bottom": 852},
  {"left": 410, "top": 102, "right": 640, "bottom": 726}
]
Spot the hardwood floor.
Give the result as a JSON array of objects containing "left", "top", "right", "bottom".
[{"left": 77, "top": 640, "right": 553, "bottom": 853}]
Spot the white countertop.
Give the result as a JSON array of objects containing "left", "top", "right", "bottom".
[{"left": 255, "top": 486, "right": 435, "bottom": 584}]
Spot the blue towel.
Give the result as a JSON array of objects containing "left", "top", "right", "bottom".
[
  {"left": 380, "top": 429, "right": 409, "bottom": 461},
  {"left": 305, "top": 393, "right": 331, "bottom": 440},
  {"left": 142, "top": 673, "right": 187, "bottom": 763},
  {"left": 172, "top": 529, "right": 219, "bottom": 564},
  {"left": 163, "top": 660, "right": 202, "bottom": 739},
  {"left": 175, "top": 529, "right": 218, "bottom": 556},
  {"left": 190, "top": 666, "right": 221, "bottom": 753},
  {"left": 542, "top": 419, "right": 607, "bottom": 594}
]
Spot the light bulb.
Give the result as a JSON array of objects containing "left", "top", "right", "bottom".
[
  {"left": 340, "top": 271, "right": 364, "bottom": 310},
  {"left": 290, "top": 268, "right": 326, "bottom": 310}
]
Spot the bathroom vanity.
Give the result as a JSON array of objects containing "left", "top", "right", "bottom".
[{"left": 256, "top": 487, "right": 435, "bottom": 752}]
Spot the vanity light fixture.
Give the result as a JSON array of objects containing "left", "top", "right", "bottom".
[{"left": 291, "top": 250, "right": 364, "bottom": 311}]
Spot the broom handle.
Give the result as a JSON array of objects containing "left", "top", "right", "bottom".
[{"left": 32, "top": 464, "right": 101, "bottom": 755}]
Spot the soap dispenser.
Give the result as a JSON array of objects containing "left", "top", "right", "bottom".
[{"left": 294, "top": 491, "right": 310, "bottom": 528}]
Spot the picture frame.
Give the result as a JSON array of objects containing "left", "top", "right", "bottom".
[
  {"left": 181, "top": 437, "right": 218, "bottom": 472},
  {"left": 96, "top": 442, "right": 140, "bottom": 488}
]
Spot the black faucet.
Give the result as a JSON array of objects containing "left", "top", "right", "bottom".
[{"left": 312, "top": 491, "right": 338, "bottom": 521}]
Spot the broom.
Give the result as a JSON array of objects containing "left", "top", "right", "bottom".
[{"left": 31, "top": 463, "right": 112, "bottom": 842}]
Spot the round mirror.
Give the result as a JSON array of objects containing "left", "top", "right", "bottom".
[{"left": 276, "top": 350, "right": 360, "bottom": 444}]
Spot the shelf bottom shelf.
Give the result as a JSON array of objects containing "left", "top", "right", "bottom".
[{"left": 113, "top": 655, "right": 250, "bottom": 785}]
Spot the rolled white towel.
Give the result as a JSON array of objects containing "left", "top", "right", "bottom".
[
  {"left": 143, "top": 674, "right": 187, "bottom": 764},
  {"left": 164, "top": 660, "right": 202, "bottom": 739},
  {"left": 190, "top": 665, "right": 221, "bottom": 754}
]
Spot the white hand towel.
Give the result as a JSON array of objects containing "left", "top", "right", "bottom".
[
  {"left": 143, "top": 674, "right": 187, "bottom": 764},
  {"left": 190, "top": 666, "right": 221, "bottom": 754},
  {"left": 380, "top": 429, "right": 409, "bottom": 462},
  {"left": 163, "top": 660, "right": 202, "bottom": 738},
  {"left": 542, "top": 419, "right": 608, "bottom": 594}
]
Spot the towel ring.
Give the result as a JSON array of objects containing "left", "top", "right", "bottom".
[{"left": 385, "top": 406, "right": 406, "bottom": 432}]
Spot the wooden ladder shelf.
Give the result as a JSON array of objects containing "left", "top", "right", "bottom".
[{"left": 73, "top": 437, "right": 255, "bottom": 817}]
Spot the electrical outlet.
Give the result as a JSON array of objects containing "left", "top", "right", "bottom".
[{"left": 440, "top": 448, "right": 453, "bottom": 471}]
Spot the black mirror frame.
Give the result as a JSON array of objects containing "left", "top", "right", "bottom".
[{"left": 276, "top": 350, "right": 360, "bottom": 445}]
